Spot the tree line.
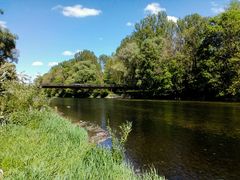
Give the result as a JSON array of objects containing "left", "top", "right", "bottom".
[
  {"left": 40, "top": 1, "right": 240, "bottom": 100},
  {"left": 1, "top": 1, "right": 240, "bottom": 100}
]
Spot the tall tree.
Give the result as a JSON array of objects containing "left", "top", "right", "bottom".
[
  {"left": 196, "top": 1, "right": 240, "bottom": 97},
  {"left": 0, "top": 8, "right": 18, "bottom": 86},
  {"left": 0, "top": 18, "right": 18, "bottom": 64}
]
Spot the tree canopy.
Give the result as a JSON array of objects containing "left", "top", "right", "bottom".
[
  {"left": 41, "top": 1, "right": 240, "bottom": 100},
  {"left": 41, "top": 50, "right": 104, "bottom": 97},
  {"left": 0, "top": 9, "right": 18, "bottom": 87}
]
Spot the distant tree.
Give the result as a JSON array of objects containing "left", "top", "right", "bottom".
[
  {"left": 116, "top": 41, "right": 140, "bottom": 86},
  {"left": 41, "top": 0, "right": 240, "bottom": 99},
  {"left": 0, "top": 8, "right": 18, "bottom": 86},
  {"left": 98, "top": 54, "right": 111, "bottom": 71},
  {"left": 0, "top": 8, "right": 18, "bottom": 65},
  {"left": 42, "top": 50, "right": 103, "bottom": 97},
  {"left": 104, "top": 56, "right": 125, "bottom": 84}
]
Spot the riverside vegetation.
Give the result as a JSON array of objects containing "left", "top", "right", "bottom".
[
  {"left": 38, "top": 1, "right": 240, "bottom": 100},
  {"left": 0, "top": 81, "right": 162, "bottom": 179}
]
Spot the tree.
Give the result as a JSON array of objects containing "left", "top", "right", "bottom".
[
  {"left": 196, "top": 1, "right": 240, "bottom": 97},
  {"left": 0, "top": 25, "right": 18, "bottom": 64},
  {"left": 104, "top": 56, "right": 125, "bottom": 85},
  {"left": 41, "top": 50, "right": 103, "bottom": 97},
  {"left": 0, "top": 9, "right": 18, "bottom": 86},
  {"left": 0, "top": 62, "right": 17, "bottom": 82},
  {"left": 98, "top": 54, "right": 111, "bottom": 71},
  {"left": 175, "top": 14, "right": 208, "bottom": 97},
  {"left": 116, "top": 41, "right": 140, "bottom": 86}
]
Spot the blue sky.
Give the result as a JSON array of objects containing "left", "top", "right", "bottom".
[{"left": 0, "top": 0, "right": 231, "bottom": 79}]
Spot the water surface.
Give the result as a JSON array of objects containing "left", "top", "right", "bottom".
[{"left": 51, "top": 98, "right": 240, "bottom": 179}]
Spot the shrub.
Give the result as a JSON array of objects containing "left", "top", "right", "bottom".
[{"left": 0, "top": 81, "right": 49, "bottom": 124}]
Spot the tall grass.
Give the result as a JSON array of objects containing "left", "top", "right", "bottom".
[{"left": 0, "top": 81, "right": 163, "bottom": 179}]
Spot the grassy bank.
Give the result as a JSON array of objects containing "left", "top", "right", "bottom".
[{"left": 0, "top": 81, "right": 162, "bottom": 179}]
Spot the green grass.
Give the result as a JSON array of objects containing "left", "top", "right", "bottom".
[{"left": 0, "top": 109, "right": 163, "bottom": 179}]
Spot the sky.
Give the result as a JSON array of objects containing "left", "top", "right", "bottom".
[{"left": 0, "top": 0, "right": 231, "bottom": 80}]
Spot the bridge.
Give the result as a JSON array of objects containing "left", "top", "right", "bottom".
[{"left": 40, "top": 84, "right": 137, "bottom": 90}]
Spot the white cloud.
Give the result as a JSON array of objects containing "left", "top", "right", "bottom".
[
  {"left": 62, "top": 50, "right": 82, "bottom": 56},
  {"left": 53, "top": 4, "right": 101, "bottom": 18},
  {"left": 211, "top": 1, "right": 225, "bottom": 14},
  {"left": 126, "top": 22, "right": 134, "bottom": 27},
  {"left": 48, "top": 62, "right": 59, "bottom": 67},
  {"left": 62, "top": 50, "right": 75, "bottom": 56},
  {"left": 167, "top": 16, "right": 178, "bottom": 23},
  {"left": 32, "top": 61, "right": 44, "bottom": 66},
  {"left": 0, "top": 21, "right": 7, "bottom": 29},
  {"left": 144, "top": 3, "right": 166, "bottom": 15},
  {"left": 211, "top": 7, "right": 225, "bottom": 14}
]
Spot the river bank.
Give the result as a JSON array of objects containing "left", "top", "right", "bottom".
[
  {"left": 0, "top": 109, "right": 162, "bottom": 179},
  {"left": 0, "top": 81, "right": 163, "bottom": 179}
]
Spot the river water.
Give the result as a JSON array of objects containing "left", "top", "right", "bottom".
[{"left": 51, "top": 98, "right": 240, "bottom": 180}]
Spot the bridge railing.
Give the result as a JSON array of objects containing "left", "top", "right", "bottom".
[{"left": 40, "top": 83, "right": 137, "bottom": 90}]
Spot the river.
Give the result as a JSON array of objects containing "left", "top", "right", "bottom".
[{"left": 51, "top": 98, "right": 240, "bottom": 179}]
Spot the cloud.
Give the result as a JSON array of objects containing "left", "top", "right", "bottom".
[
  {"left": 167, "top": 16, "right": 178, "bottom": 23},
  {"left": 62, "top": 50, "right": 82, "bottom": 56},
  {"left": 32, "top": 61, "right": 43, "bottom": 66},
  {"left": 211, "top": 7, "right": 225, "bottom": 14},
  {"left": 126, "top": 22, "right": 134, "bottom": 27},
  {"left": 0, "top": 21, "right": 7, "bottom": 29},
  {"left": 48, "top": 62, "right": 59, "bottom": 67},
  {"left": 62, "top": 50, "right": 75, "bottom": 56},
  {"left": 144, "top": 3, "right": 166, "bottom": 15},
  {"left": 53, "top": 4, "right": 101, "bottom": 18},
  {"left": 211, "top": 1, "right": 225, "bottom": 14}
]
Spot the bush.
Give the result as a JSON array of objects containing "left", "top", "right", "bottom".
[
  {"left": 92, "top": 89, "right": 109, "bottom": 98},
  {"left": 0, "top": 81, "right": 49, "bottom": 124}
]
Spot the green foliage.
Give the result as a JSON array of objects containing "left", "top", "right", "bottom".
[
  {"left": 103, "top": 54, "right": 126, "bottom": 85},
  {"left": 119, "top": 121, "right": 132, "bottom": 145},
  {"left": 92, "top": 89, "right": 109, "bottom": 98},
  {"left": 196, "top": 1, "right": 240, "bottom": 98},
  {"left": 99, "top": 54, "right": 111, "bottom": 71},
  {"left": 41, "top": 50, "right": 103, "bottom": 97},
  {"left": 38, "top": 1, "right": 240, "bottom": 100},
  {"left": 0, "top": 81, "right": 48, "bottom": 123},
  {"left": 0, "top": 24, "right": 18, "bottom": 64},
  {"left": 103, "top": 0, "right": 240, "bottom": 100},
  {"left": 107, "top": 121, "right": 132, "bottom": 164},
  {"left": 0, "top": 10, "right": 18, "bottom": 89},
  {"left": 0, "top": 62, "right": 17, "bottom": 83},
  {"left": 0, "top": 79, "right": 162, "bottom": 179}
]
